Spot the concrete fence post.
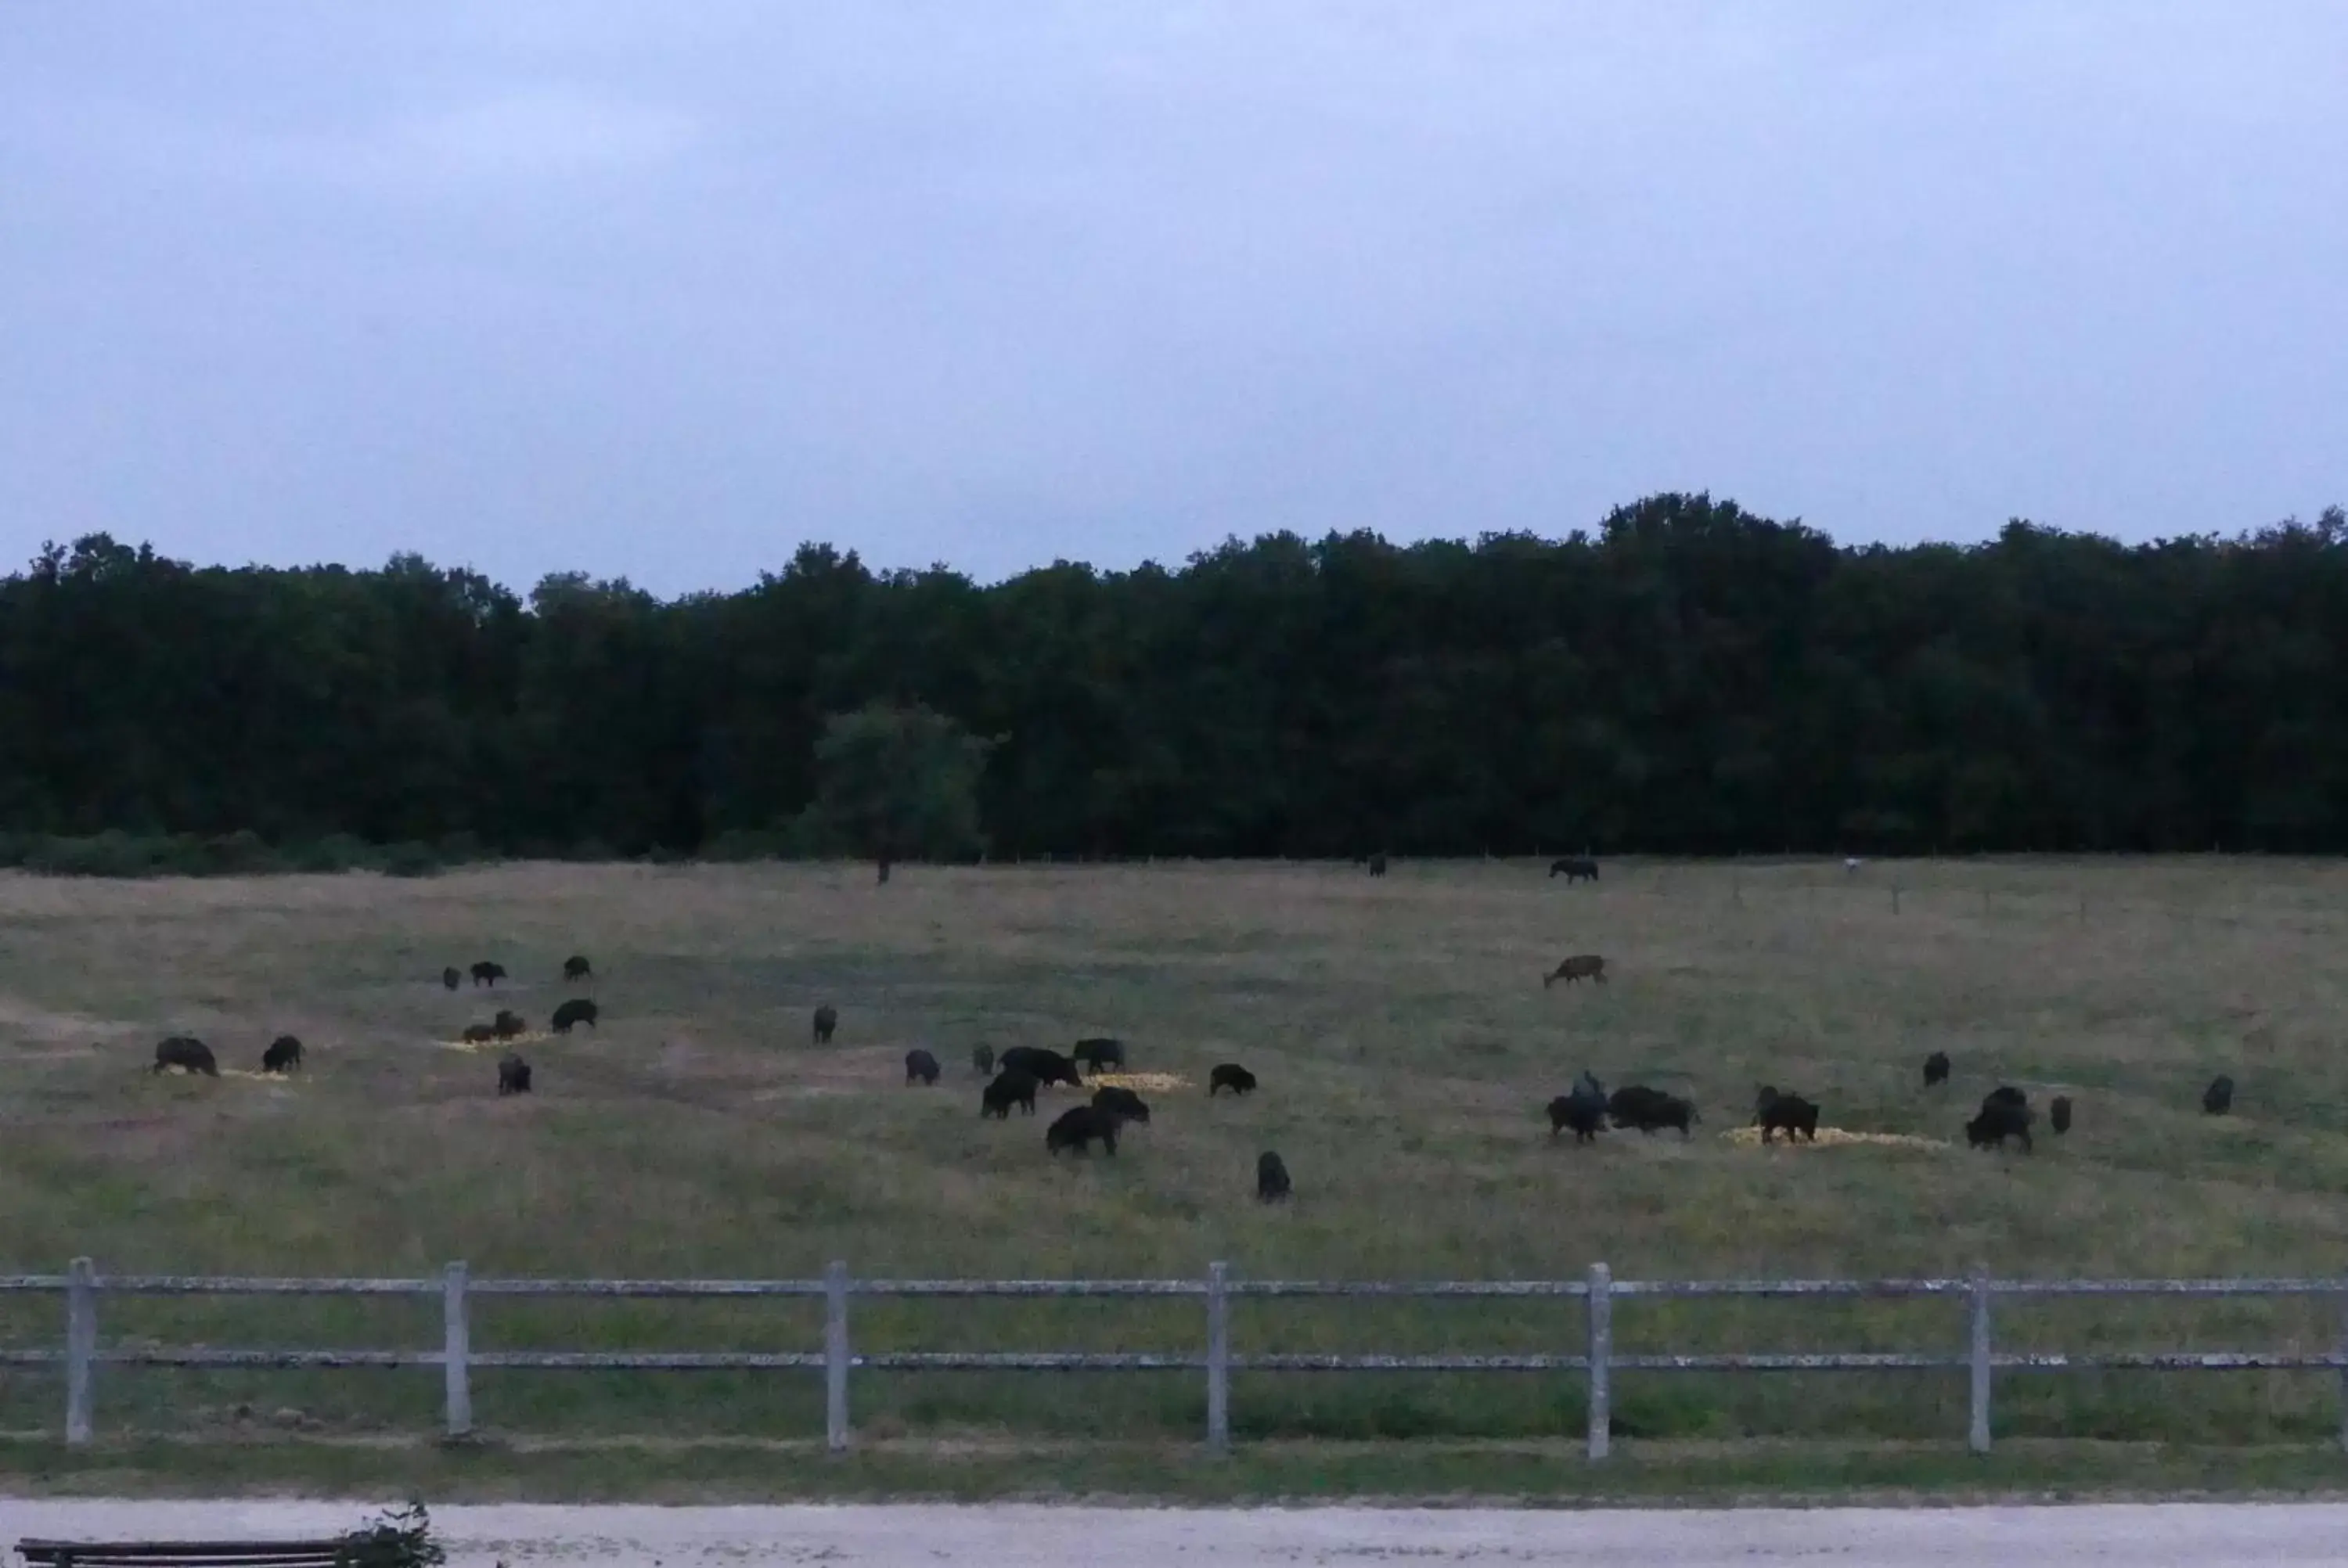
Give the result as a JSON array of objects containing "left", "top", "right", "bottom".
[
  {"left": 1586, "top": 1262, "right": 1612, "bottom": 1462},
  {"left": 64, "top": 1257, "right": 96, "bottom": 1447},
  {"left": 2336, "top": 1271, "right": 2348, "bottom": 1455},
  {"left": 1205, "top": 1261, "right": 1230, "bottom": 1452},
  {"left": 825, "top": 1259, "right": 851, "bottom": 1452},
  {"left": 442, "top": 1261, "right": 473, "bottom": 1440},
  {"left": 1968, "top": 1264, "right": 1993, "bottom": 1455}
]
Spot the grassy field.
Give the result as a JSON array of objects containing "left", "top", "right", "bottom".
[{"left": 5, "top": 855, "right": 2348, "bottom": 1469}]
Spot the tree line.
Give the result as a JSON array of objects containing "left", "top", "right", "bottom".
[{"left": 3, "top": 491, "right": 2345, "bottom": 872}]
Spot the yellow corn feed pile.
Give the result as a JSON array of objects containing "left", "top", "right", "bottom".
[
  {"left": 1721, "top": 1124, "right": 1947, "bottom": 1151},
  {"left": 440, "top": 1032, "right": 553, "bottom": 1052},
  {"left": 1088, "top": 1071, "right": 1190, "bottom": 1092},
  {"left": 156, "top": 1066, "right": 296, "bottom": 1083}
]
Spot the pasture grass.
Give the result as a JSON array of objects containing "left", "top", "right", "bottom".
[
  {"left": 2, "top": 1435, "right": 2348, "bottom": 1505},
  {"left": 6, "top": 855, "right": 2348, "bottom": 1480}
]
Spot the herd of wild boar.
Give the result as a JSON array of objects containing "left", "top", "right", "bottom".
[
  {"left": 139, "top": 856, "right": 2243, "bottom": 1196},
  {"left": 1530, "top": 859, "right": 2235, "bottom": 1153}
]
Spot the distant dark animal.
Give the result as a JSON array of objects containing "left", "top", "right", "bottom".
[
  {"left": 1547, "top": 1093, "right": 1607, "bottom": 1142},
  {"left": 550, "top": 999, "right": 598, "bottom": 1034},
  {"left": 1208, "top": 1062, "right": 1258, "bottom": 1097},
  {"left": 461, "top": 1023, "right": 498, "bottom": 1044},
  {"left": 2203, "top": 1074, "right": 2234, "bottom": 1116},
  {"left": 493, "top": 1009, "right": 526, "bottom": 1041},
  {"left": 261, "top": 1035, "right": 304, "bottom": 1074},
  {"left": 1966, "top": 1091, "right": 2033, "bottom": 1152},
  {"left": 562, "top": 955, "right": 592, "bottom": 983},
  {"left": 1071, "top": 1037, "right": 1126, "bottom": 1074},
  {"left": 1367, "top": 853, "right": 1388, "bottom": 876},
  {"left": 812, "top": 1005, "right": 838, "bottom": 1045},
  {"left": 1753, "top": 1084, "right": 1819, "bottom": 1144},
  {"left": 470, "top": 961, "right": 506, "bottom": 987},
  {"left": 1543, "top": 954, "right": 1608, "bottom": 988},
  {"left": 981, "top": 1070, "right": 1039, "bottom": 1119},
  {"left": 1547, "top": 1070, "right": 1609, "bottom": 1142},
  {"left": 1046, "top": 1103, "right": 1121, "bottom": 1156},
  {"left": 998, "top": 1045, "right": 1085, "bottom": 1089},
  {"left": 1607, "top": 1084, "right": 1695, "bottom": 1136},
  {"left": 1092, "top": 1085, "right": 1151, "bottom": 1124},
  {"left": 906, "top": 1048, "right": 941, "bottom": 1086},
  {"left": 497, "top": 1052, "right": 532, "bottom": 1095},
  {"left": 1923, "top": 1051, "right": 1951, "bottom": 1088},
  {"left": 1257, "top": 1150, "right": 1292, "bottom": 1202},
  {"left": 1550, "top": 857, "right": 1599, "bottom": 883},
  {"left": 2050, "top": 1095, "right": 2073, "bottom": 1135},
  {"left": 972, "top": 1043, "right": 996, "bottom": 1076},
  {"left": 441, "top": 966, "right": 461, "bottom": 991},
  {"left": 153, "top": 1036, "right": 218, "bottom": 1077}
]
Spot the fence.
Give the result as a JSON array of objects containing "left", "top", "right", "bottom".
[{"left": 5, "top": 1260, "right": 2346, "bottom": 1455}]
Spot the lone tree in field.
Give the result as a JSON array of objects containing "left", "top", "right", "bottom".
[{"left": 801, "top": 702, "right": 993, "bottom": 882}]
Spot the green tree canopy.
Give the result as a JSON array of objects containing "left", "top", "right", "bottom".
[
  {"left": 798, "top": 702, "right": 996, "bottom": 871},
  {"left": 5, "top": 498, "right": 2348, "bottom": 861}
]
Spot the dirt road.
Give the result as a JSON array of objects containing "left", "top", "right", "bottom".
[{"left": 3, "top": 1500, "right": 2346, "bottom": 1566}]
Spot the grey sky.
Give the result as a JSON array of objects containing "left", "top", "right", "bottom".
[{"left": 4, "top": 2, "right": 2342, "bottom": 596}]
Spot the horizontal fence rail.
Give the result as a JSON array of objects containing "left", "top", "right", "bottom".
[{"left": 3, "top": 1258, "right": 2346, "bottom": 1455}]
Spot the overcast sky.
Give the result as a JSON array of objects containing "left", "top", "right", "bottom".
[{"left": 4, "top": 3, "right": 2343, "bottom": 595}]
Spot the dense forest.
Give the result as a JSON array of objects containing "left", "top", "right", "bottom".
[{"left": 2, "top": 491, "right": 2345, "bottom": 868}]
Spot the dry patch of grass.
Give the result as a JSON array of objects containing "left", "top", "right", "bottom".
[{"left": 5, "top": 855, "right": 2348, "bottom": 1450}]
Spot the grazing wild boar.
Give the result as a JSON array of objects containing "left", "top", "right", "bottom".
[
  {"left": 1547, "top": 1093, "right": 1606, "bottom": 1142},
  {"left": 1257, "top": 1150, "right": 1293, "bottom": 1201},
  {"left": 470, "top": 961, "right": 506, "bottom": 987},
  {"left": 153, "top": 1036, "right": 218, "bottom": 1077},
  {"left": 905, "top": 1048, "right": 941, "bottom": 1086},
  {"left": 441, "top": 966, "right": 461, "bottom": 991},
  {"left": 2203, "top": 1075, "right": 2235, "bottom": 1116},
  {"left": 1092, "top": 1085, "right": 1151, "bottom": 1124},
  {"left": 261, "top": 1035, "right": 304, "bottom": 1074},
  {"left": 1543, "top": 954, "right": 1607, "bottom": 988},
  {"left": 971, "top": 1042, "right": 996, "bottom": 1076},
  {"left": 1071, "top": 1038, "right": 1126, "bottom": 1074},
  {"left": 2050, "top": 1095, "right": 2073, "bottom": 1135},
  {"left": 981, "top": 1070, "right": 1039, "bottom": 1119},
  {"left": 1607, "top": 1084, "right": 1696, "bottom": 1136},
  {"left": 1208, "top": 1062, "right": 1259, "bottom": 1096},
  {"left": 812, "top": 1005, "right": 838, "bottom": 1045},
  {"left": 1046, "top": 1103, "right": 1121, "bottom": 1156},
  {"left": 1549, "top": 857, "right": 1600, "bottom": 883},
  {"left": 1966, "top": 1089, "right": 2033, "bottom": 1151},
  {"left": 1923, "top": 1051, "right": 1951, "bottom": 1087},
  {"left": 497, "top": 1052, "right": 532, "bottom": 1095},
  {"left": 562, "top": 954, "right": 592, "bottom": 982},
  {"left": 998, "top": 1045, "right": 1086, "bottom": 1089},
  {"left": 549, "top": 999, "right": 598, "bottom": 1034},
  {"left": 1547, "top": 1071, "right": 1609, "bottom": 1142},
  {"left": 1753, "top": 1084, "right": 1820, "bottom": 1144}
]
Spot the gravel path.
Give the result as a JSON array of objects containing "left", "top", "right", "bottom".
[{"left": 4, "top": 1500, "right": 2347, "bottom": 1567}]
